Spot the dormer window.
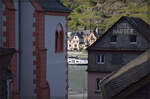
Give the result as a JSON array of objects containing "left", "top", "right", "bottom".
[
  {"left": 110, "top": 35, "right": 117, "bottom": 43},
  {"left": 130, "top": 35, "right": 137, "bottom": 43}
]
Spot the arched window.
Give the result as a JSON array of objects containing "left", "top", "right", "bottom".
[
  {"left": 96, "top": 78, "right": 102, "bottom": 92},
  {"left": 55, "top": 23, "right": 64, "bottom": 53}
]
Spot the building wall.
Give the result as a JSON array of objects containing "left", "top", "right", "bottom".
[
  {"left": 93, "top": 20, "right": 150, "bottom": 50},
  {"left": 88, "top": 72, "right": 109, "bottom": 99},
  {"left": 20, "top": 1, "right": 36, "bottom": 96},
  {"left": 88, "top": 51, "right": 143, "bottom": 72},
  {"left": 1, "top": 1, "right": 19, "bottom": 97},
  {"left": 87, "top": 20, "right": 150, "bottom": 99},
  {"left": 88, "top": 19, "right": 150, "bottom": 72},
  {"left": 45, "top": 15, "right": 67, "bottom": 98},
  {"left": 88, "top": 51, "right": 143, "bottom": 99}
]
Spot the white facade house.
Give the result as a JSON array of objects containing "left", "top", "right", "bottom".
[
  {"left": 67, "top": 32, "right": 96, "bottom": 51},
  {"left": 67, "top": 34, "right": 80, "bottom": 51},
  {"left": 72, "top": 35, "right": 80, "bottom": 50},
  {"left": 68, "top": 39, "right": 72, "bottom": 51}
]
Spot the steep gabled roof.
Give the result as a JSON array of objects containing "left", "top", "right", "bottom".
[
  {"left": 127, "top": 17, "right": 150, "bottom": 42},
  {"left": 37, "top": 0, "right": 71, "bottom": 13},
  {"left": 87, "top": 16, "right": 150, "bottom": 50},
  {"left": 89, "top": 31, "right": 98, "bottom": 38},
  {"left": 100, "top": 49, "right": 150, "bottom": 99}
]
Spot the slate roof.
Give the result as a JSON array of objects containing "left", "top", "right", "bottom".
[
  {"left": 87, "top": 16, "right": 150, "bottom": 50},
  {"left": 37, "top": 0, "right": 71, "bottom": 13},
  {"left": 127, "top": 17, "right": 150, "bottom": 42},
  {"left": 100, "top": 49, "right": 150, "bottom": 99}
]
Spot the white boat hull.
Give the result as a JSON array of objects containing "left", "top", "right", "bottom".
[{"left": 68, "top": 58, "right": 88, "bottom": 65}]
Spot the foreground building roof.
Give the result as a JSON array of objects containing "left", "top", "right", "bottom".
[{"left": 100, "top": 49, "right": 150, "bottom": 99}]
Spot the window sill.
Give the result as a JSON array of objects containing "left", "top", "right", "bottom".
[
  {"left": 130, "top": 42, "right": 137, "bottom": 44},
  {"left": 97, "top": 62, "right": 105, "bottom": 64},
  {"left": 110, "top": 42, "right": 117, "bottom": 44},
  {"left": 95, "top": 90, "right": 101, "bottom": 93}
]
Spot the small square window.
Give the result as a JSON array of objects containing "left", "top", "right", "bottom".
[
  {"left": 96, "top": 55, "right": 105, "bottom": 64},
  {"left": 110, "top": 35, "right": 117, "bottom": 43},
  {"left": 130, "top": 35, "right": 136, "bottom": 43}
]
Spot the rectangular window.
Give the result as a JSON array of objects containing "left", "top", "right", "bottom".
[
  {"left": 130, "top": 35, "right": 137, "bottom": 43},
  {"left": 96, "top": 55, "right": 105, "bottom": 64},
  {"left": 110, "top": 35, "right": 117, "bottom": 43}
]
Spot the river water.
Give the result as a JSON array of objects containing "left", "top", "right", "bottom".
[{"left": 68, "top": 65, "right": 88, "bottom": 98}]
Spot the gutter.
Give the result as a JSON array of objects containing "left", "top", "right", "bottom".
[{"left": 18, "top": 0, "right": 21, "bottom": 93}]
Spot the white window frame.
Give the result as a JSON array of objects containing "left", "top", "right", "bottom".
[
  {"left": 96, "top": 55, "right": 105, "bottom": 64},
  {"left": 130, "top": 42, "right": 137, "bottom": 44}
]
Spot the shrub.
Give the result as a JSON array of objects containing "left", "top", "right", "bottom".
[{"left": 88, "top": 0, "right": 97, "bottom": 6}]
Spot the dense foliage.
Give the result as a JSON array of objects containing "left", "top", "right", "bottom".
[{"left": 60, "top": 0, "right": 150, "bottom": 34}]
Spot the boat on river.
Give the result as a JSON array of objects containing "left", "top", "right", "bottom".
[{"left": 68, "top": 57, "right": 88, "bottom": 65}]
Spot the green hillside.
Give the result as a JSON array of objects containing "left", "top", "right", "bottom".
[{"left": 60, "top": 0, "right": 150, "bottom": 34}]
